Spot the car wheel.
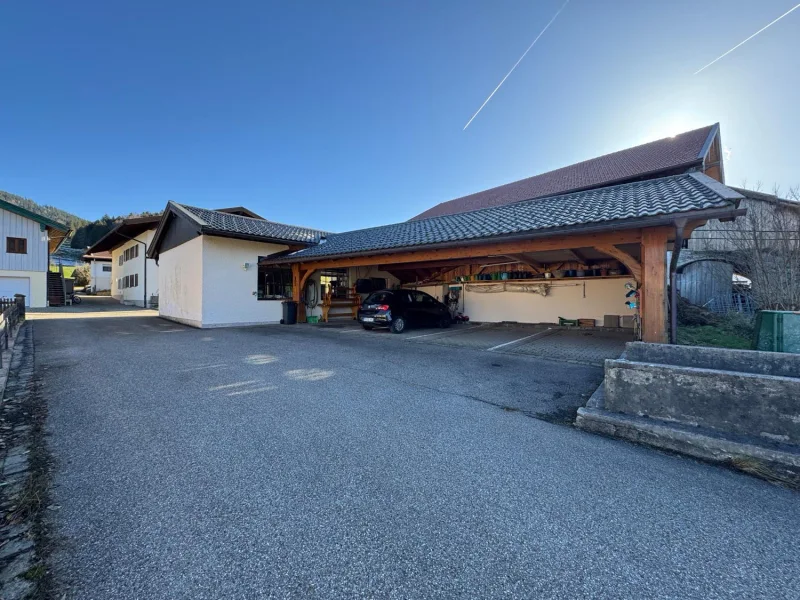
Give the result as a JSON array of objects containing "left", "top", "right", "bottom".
[
  {"left": 438, "top": 316, "right": 451, "bottom": 328},
  {"left": 390, "top": 316, "right": 406, "bottom": 334},
  {"left": 362, "top": 324, "right": 374, "bottom": 330}
]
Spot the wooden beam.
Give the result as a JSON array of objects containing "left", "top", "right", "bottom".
[
  {"left": 563, "top": 249, "right": 589, "bottom": 264},
  {"left": 297, "top": 230, "right": 642, "bottom": 272},
  {"left": 378, "top": 258, "right": 486, "bottom": 271},
  {"left": 594, "top": 244, "right": 642, "bottom": 283},
  {"left": 640, "top": 229, "right": 669, "bottom": 343}
]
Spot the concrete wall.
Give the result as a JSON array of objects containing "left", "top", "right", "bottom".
[
  {"left": 463, "top": 278, "right": 635, "bottom": 325},
  {"left": 158, "top": 235, "right": 204, "bottom": 327},
  {"left": 0, "top": 270, "right": 46, "bottom": 307},
  {"left": 201, "top": 236, "right": 289, "bottom": 327},
  {"left": 0, "top": 207, "right": 49, "bottom": 272},
  {"left": 111, "top": 229, "right": 159, "bottom": 307},
  {"left": 605, "top": 343, "right": 800, "bottom": 445}
]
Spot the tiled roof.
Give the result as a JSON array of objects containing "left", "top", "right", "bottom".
[
  {"left": 277, "top": 173, "right": 742, "bottom": 262},
  {"left": 411, "top": 124, "right": 718, "bottom": 220},
  {"left": 177, "top": 204, "right": 326, "bottom": 245}
]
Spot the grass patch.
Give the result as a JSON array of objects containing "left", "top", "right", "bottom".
[
  {"left": 678, "top": 324, "right": 752, "bottom": 350},
  {"left": 48, "top": 265, "right": 77, "bottom": 279},
  {"left": 677, "top": 297, "right": 754, "bottom": 350}
]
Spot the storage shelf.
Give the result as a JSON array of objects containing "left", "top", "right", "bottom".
[{"left": 452, "top": 275, "right": 631, "bottom": 284}]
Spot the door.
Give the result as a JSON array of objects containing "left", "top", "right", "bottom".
[
  {"left": 411, "top": 291, "right": 438, "bottom": 326},
  {"left": 0, "top": 277, "right": 30, "bottom": 306}
]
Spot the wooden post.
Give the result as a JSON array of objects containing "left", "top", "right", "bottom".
[
  {"left": 640, "top": 228, "right": 669, "bottom": 343},
  {"left": 291, "top": 264, "right": 301, "bottom": 304}
]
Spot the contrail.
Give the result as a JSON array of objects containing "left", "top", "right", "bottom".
[
  {"left": 694, "top": 2, "right": 800, "bottom": 75},
  {"left": 463, "top": 0, "right": 570, "bottom": 130}
]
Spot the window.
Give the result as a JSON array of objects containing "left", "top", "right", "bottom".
[
  {"left": 365, "top": 291, "right": 393, "bottom": 304},
  {"left": 257, "top": 261, "right": 293, "bottom": 300},
  {"left": 119, "top": 255, "right": 123, "bottom": 266},
  {"left": 6, "top": 237, "right": 27, "bottom": 254},
  {"left": 319, "top": 269, "right": 349, "bottom": 298},
  {"left": 134, "top": 273, "right": 139, "bottom": 287},
  {"left": 412, "top": 291, "right": 434, "bottom": 305},
  {"left": 134, "top": 245, "right": 139, "bottom": 258},
  {"left": 102, "top": 264, "right": 112, "bottom": 272}
]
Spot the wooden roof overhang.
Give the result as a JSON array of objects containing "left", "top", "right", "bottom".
[
  {"left": 261, "top": 206, "right": 743, "bottom": 277},
  {"left": 261, "top": 206, "right": 744, "bottom": 343}
]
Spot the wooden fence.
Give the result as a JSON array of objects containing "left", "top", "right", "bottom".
[{"left": 0, "top": 296, "right": 25, "bottom": 369}]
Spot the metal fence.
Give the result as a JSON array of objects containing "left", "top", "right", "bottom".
[{"left": 0, "top": 296, "right": 25, "bottom": 369}]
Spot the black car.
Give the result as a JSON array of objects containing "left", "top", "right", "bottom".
[{"left": 358, "top": 289, "right": 451, "bottom": 333}]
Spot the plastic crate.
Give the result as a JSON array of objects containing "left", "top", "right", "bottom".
[{"left": 753, "top": 310, "right": 800, "bottom": 353}]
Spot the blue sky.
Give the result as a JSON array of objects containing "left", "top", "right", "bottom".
[{"left": 1, "top": 1, "right": 798, "bottom": 231}]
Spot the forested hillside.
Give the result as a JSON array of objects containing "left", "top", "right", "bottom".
[
  {"left": 0, "top": 190, "right": 88, "bottom": 231},
  {"left": 0, "top": 189, "right": 161, "bottom": 250}
]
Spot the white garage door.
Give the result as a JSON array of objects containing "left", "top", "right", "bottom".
[{"left": 0, "top": 277, "right": 30, "bottom": 306}]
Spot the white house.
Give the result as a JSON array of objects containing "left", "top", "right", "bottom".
[
  {"left": 0, "top": 198, "right": 70, "bottom": 307},
  {"left": 81, "top": 251, "right": 113, "bottom": 292},
  {"left": 87, "top": 216, "right": 161, "bottom": 307},
  {"left": 147, "top": 203, "right": 327, "bottom": 328}
]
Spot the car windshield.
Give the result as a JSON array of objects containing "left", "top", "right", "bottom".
[{"left": 365, "top": 291, "right": 392, "bottom": 304}]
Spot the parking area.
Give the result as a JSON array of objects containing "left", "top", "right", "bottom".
[
  {"left": 307, "top": 321, "right": 632, "bottom": 367},
  {"left": 33, "top": 313, "right": 800, "bottom": 599}
]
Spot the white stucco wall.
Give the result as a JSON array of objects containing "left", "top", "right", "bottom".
[
  {"left": 463, "top": 278, "right": 635, "bottom": 325},
  {"left": 110, "top": 229, "right": 159, "bottom": 306},
  {"left": 158, "top": 235, "right": 204, "bottom": 327},
  {"left": 0, "top": 270, "right": 46, "bottom": 307},
  {"left": 89, "top": 261, "right": 112, "bottom": 291},
  {"left": 201, "top": 236, "right": 289, "bottom": 327}
]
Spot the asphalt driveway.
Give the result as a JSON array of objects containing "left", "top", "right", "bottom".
[{"left": 35, "top": 314, "right": 799, "bottom": 599}]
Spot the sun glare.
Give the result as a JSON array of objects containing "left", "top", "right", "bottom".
[{"left": 642, "top": 115, "right": 704, "bottom": 143}]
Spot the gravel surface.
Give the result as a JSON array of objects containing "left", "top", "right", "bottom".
[{"left": 36, "top": 314, "right": 800, "bottom": 599}]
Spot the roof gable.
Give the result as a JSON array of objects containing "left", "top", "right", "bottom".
[
  {"left": 411, "top": 124, "right": 720, "bottom": 220},
  {"left": 87, "top": 216, "right": 162, "bottom": 254},
  {"left": 0, "top": 197, "right": 70, "bottom": 233},
  {"left": 147, "top": 202, "right": 328, "bottom": 260}
]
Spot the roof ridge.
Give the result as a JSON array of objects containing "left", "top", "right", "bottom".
[
  {"left": 411, "top": 123, "right": 719, "bottom": 220},
  {"left": 298, "top": 173, "right": 731, "bottom": 252},
  {"left": 178, "top": 202, "right": 329, "bottom": 235}
]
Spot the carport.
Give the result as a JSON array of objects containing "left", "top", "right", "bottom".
[{"left": 262, "top": 174, "right": 745, "bottom": 343}]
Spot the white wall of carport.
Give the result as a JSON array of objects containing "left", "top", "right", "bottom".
[
  {"left": 201, "top": 236, "right": 289, "bottom": 327},
  {"left": 463, "top": 278, "right": 635, "bottom": 325},
  {"left": 158, "top": 235, "right": 204, "bottom": 327}
]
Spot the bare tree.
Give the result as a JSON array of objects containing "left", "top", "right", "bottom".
[{"left": 721, "top": 184, "right": 800, "bottom": 310}]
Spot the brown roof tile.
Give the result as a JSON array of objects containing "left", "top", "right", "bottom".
[{"left": 411, "top": 124, "right": 719, "bottom": 220}]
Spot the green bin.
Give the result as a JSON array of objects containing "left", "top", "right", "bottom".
[{"left": 753, "top": 310, "right": 800, "bottom": 353}]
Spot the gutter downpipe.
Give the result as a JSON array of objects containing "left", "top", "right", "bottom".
[
  {"left": 114, "top": 232, "right": 149, "bottom": 309},
  {"left": 668, "top": 219, "right": 687, "bottom": 344}
]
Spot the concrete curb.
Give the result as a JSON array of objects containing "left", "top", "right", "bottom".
[
  {"left": 575, "top": 406, "right": 800, "bottom": 472},
  {"left": 0, "top": 319, "right": 25, "bottom": 406}
]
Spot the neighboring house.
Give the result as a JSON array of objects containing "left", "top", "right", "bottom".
[
  {"left": 82, "top": 251, "right": 113, "bottom": 291},
  {"left": 0, "top": 197, "right": 70, "bottom": 307},
  {"left": 147, "top": 203, "right": 327, "bottom": 328},
  {"left": 687, "top": 187, "right": 800, "bottom": 252},
  {"left": 87, "top": 216, "right": 161, "bottom": 307},
  {"left": 411, "top": 123, "right": 725, "bottom": 220}
]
